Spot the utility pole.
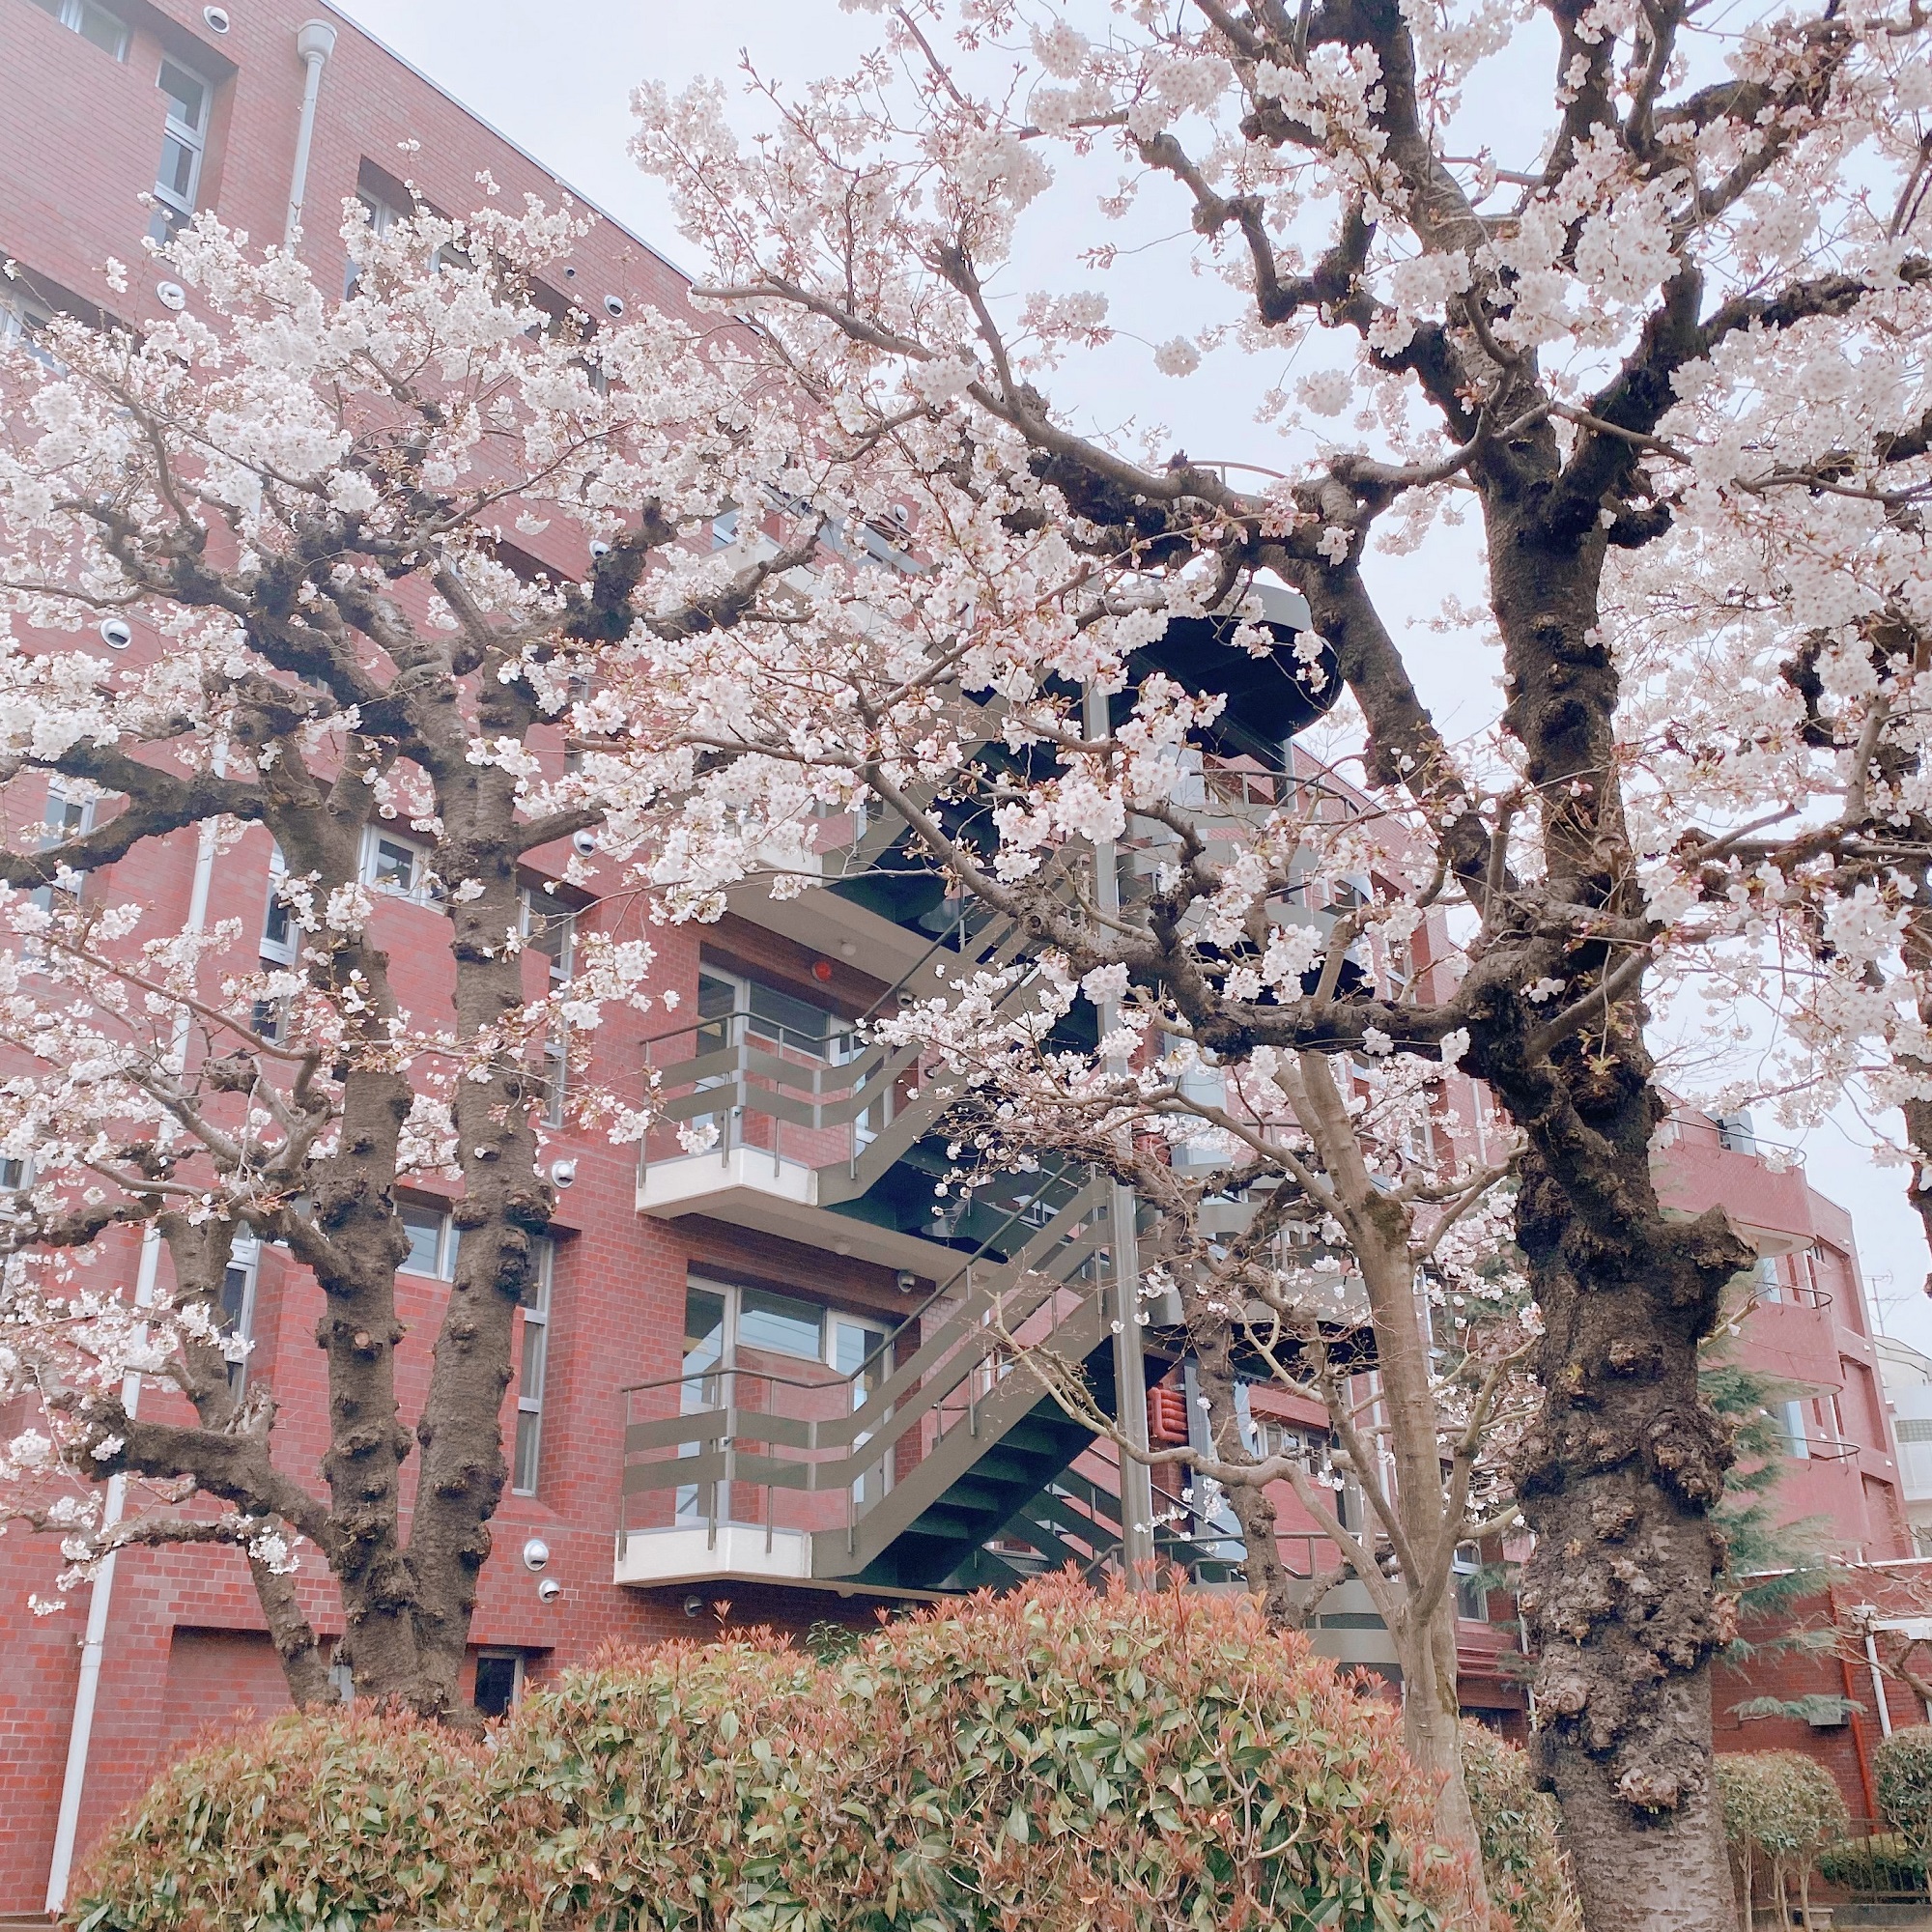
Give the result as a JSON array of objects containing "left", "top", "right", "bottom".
[{"left": 1085, "top": 682, "right": 1157, "bottom": 1585}]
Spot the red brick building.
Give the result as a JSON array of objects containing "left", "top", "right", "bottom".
[
  {"left": 1658, "top": 1108, "right": 1911, "bottom": 1568},
  {"left": 0, "top": 0, "right": 1909, "bottom": 1908},
  {"left": 0, "top": 0, "right": 960, "bottom": 1906},
  {"left": 1652, "top": 1112, "right": 1920, "bottom": 1814}
]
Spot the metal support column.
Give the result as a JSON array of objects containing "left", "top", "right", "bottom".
[{"left": 1085, "top": 681, "right": 1157, "bottom": 1585}]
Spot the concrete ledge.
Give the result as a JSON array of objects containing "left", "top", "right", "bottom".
[{"left": 613, "top": 1522, "right": 812, "bottom": 1587}]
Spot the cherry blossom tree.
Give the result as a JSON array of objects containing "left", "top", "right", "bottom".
[
  {"left": 622, "top": 1, "right": 1932, "bottom": 1921},
  {"left": 873, "top": 910, "right": 1533, "bottom": 1917},
  {"left": 0, "top": 198, "right": 857, "bottom": 1716}
]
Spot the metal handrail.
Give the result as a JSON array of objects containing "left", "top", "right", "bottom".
[{"left": 616, "top": 1177, "right": 1119, "bottom": 1566}]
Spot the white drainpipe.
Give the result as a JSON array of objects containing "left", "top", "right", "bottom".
[
  {"left": 44, "top": 813, "right": 221, "bottom": 1912},
  {"left": 283, "top": 19, "right": 339, "bottom": 250},
  {"left": 1868, "top": 1627, "right": 1896, "bottom": 1738}
]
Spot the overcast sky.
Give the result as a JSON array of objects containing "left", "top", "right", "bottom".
[{"left": 332, "top": 0, "right": 1932, "bottom": 1356}]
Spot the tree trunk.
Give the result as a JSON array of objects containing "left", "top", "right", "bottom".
[
  {"left": 251, "top": 1552, "right": 336, "bottom": 1708},
  {"left": 1395, "top": 1594, "right": 1492, "bottom": 1930},
  {"left": 1192, "top": 1333, "right": 1313, "bottom": 1626},
  {"left": 400, "top": 694, "right": 554, "bottom": 1714},
  {"left": 1511, "top": 1124, "right": 1748, "bottom": 1932},
  {"left": 1457, "top": 483, "right": 1754, "bottom": 1932},
  {"left": 307, "top": 1041, "right": 423, "bottom": 1698}
]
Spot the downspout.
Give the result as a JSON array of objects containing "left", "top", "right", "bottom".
[
  {"left": 283, "top": 19, "right": 338, "bottom": 250},
  {"left": 44, "top": 814, "right": 221, "bottom": 1912},
  {"left": 1084, "top": 680, "right": 1156, "bottom": 1586},
  {"left": 1868, "top": 1626, "right": 1896, "bottom": 1738},
  {"left": 1834, "top": 1582, "right": 1880, "bottom": 1817}
]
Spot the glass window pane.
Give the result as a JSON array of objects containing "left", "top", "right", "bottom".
[
  {"left": 371, "top": 838, "right": 416, "bottom": 893},
  {"left": 473, "top": 1653, "right": 518, "bottom": 1717},
  {"left": 43, "top": 796, "right": 85, "bottom": 841},
  {"left": 513, "top": 1409, "right": 541, "bottom": 1493},
  {"left": 399, "top": 1205, "right": 442, "bottom": 1276},
  {"left": 519, "top": 1310, "right": 547, "bottom": 1403},
  {"left": 747, "top": 980, "right": 832, "bottom": 1050},
  {"left": 26, "top": 0, "right": 62, "bottom": 17},
  {"left": 156, "top": 136, "right": 196, "bottom": 203},
  {"left": 683, "top": 1286, "right": 726, "bottom": 1372},
  {"left": 738, "top": 1287, "right": 821, "bottom": 1360},
  {"left": 77, "top": 0, "right": 128, "bottom": 54},
  {"left": 525, "top": 1239, "right": 552, "bottom": 1317},
  {"left": 158, "top": 61, "right": 206, "bottom": 130},
  {"left": 832, "top": 1320, "right": 878, "bottom": 1377},
  {"left": 219, "top": 1262, "right": 250, "bottom": 1329}
]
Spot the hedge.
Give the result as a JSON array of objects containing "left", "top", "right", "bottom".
[
  {"left": 73, "top": 1577, "right": 1450, "bottom": 1932},
  {"left": 71, "top": 1710, "right": 486, "bottom": 1932},
  {"left": 1817, "top": 1833, "right": 1928, "bottom": 1896},
  {"left": 1457, "top": 1722, "right": 1582, "bottom": 1932}
]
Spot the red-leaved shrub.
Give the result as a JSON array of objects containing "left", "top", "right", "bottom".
[{"left": 74, "top": 1577, "right": 1448, "bottom": 1932}]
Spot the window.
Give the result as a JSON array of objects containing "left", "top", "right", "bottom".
[
  {"left": 473, "top": 1651, "right": 523, "bottom": 1718},
  {"left": 32, "top": 786, "right": 93, "bottom": 918},
  {"left": 1754, "top": 1254, "right": 1781, "bottom": 1304},
  {"left": 0, "top": 288, "right": 58, "bottom": 369},
  {"left": 361, "top": 828, "right": 436, "bottom": 901},
  {"left": 1453, "top": 1544, "right": 1488, "bottom": 1622},
  {"left": 151, "top": 57, "right": 212, "bottom": 242},
  {"left": 398, "top": 1200, "right": 458, "bottom": 1279},
  {"left": 520, "top": 887, "right": 576, "bottom": 984},
  {"left": 0, "top": 1158, "right": 27, "bottom": 1192},
  {"left": 218, "top": 1233, "right": 259, "bottom": 1395},
  {"left": 676, "top": 1276, "right": 887, "bottom": 1522},
  {"left": 737, "top": 1285, "right": 823, "bottom": 1360},
  {"left": 696, "top": 965, "right": 850, "bottom": 1062},
  {"left": 357, "top": 187, "right": 406, "bottom": 238},
  {"left": 261, "top": 842, "right": 297, "bottom": 963},
  {"left": 24, "top": 0, "right": 128, "bottom": 58},
  {"left": 344, "top": 185, "right": 407, "bottom": 295},
  {"left": 522, "top": 890, "right": 576, "bottom": 1126},
  {"left": 512, "top": 1237, "right": 554, "bottom": 1494},
  {"left": 1778, "top": 1399, "right": 1811, "bottom": 1459}
]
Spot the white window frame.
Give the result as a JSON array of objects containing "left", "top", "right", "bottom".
[
  {"left": 678, "top": 1276, "right": 890, "bottom": 1520},
  {"left": 0, "top": 288, "right": 59, "bottom": 369},
  {"left": 26, "top": 0, "right": 128, "bottom": 59},
  {"left": 345, "top": 186, "right": 409, "bottom": 296},
  {"left": 1452, "top": 1543, "right": 1487, "bottom": 1622},
  {"left": 152, "top": 54, "right": 212, "bottom": 228},
  {"left": 261, "top": 840, "right": 298, "bottom": 964},
  {"left": 472, "top": 1648, "right": 526, "bottom": 1717},
  {"left": 522, "top": 889, "right": 576, "bottom": 1126},
  {"left": 360, "top": 826, "right": 437, "bottom": 903},
  {"left": 397, "top": 1198, "right": 458, "bottom": 1279},
  {"left": 511, "top": 1237, "right": 554, "bottom": 1494},
  {"left": 31, "top": 783, "right": 94, "bottom": 921},
  {"left": 696, "top": 963, "right": 852, "bottom": 1063},
  {"left": 220, "top": 1232, "right": 260, "bottom": 1393},
  {"left": 520, "top": 886, "right": 576, "bottom": 984}
]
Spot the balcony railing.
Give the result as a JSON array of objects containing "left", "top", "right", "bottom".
[
  {"left": 616, "top": 1178, "right": 1117, "bottom": 1588},
  {"left": 637, "top": 1007, "right": 916, "bottom": 1190}
]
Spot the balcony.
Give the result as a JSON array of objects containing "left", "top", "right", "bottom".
[
  {"left": 635, "top": 1005, "right": 934, "bottom": 1267},
  {"left": 617, "top": 1178, "right": 1132, "bottom": 1593}
]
